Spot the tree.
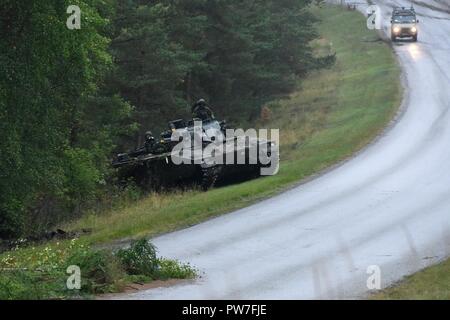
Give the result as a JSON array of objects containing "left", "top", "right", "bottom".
[
  {"left": 111, "top": 0, "right": 333, "bottom": 130},
  {"left": 0, "top": 0, "right": 132, "bottom": 238},
  {"left": 110, "top": 0, "right": 207, "bottom": 139}
]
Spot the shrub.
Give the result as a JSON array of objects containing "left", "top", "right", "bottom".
[
  {"left": 0, "top": 238, "right": 196, "bottom": 299},
  {"left": 116, "top": 239, "right": 197, "bottom": 281},
  {"left": 116, "top": 239, "right": 159, "bottom": 277},
  {"left": 66, "top": 246, "right": 125, "bottom": 294},
  {"left": 157, "top": 259, "right": 196, "bottom": 280},
  {"left": 0, "top": 201, "right": 25, "bottom": 239}
]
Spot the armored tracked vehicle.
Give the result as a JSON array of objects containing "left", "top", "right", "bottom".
[{"left": 113, "top": 118, "right": 278, "bottom": 191}]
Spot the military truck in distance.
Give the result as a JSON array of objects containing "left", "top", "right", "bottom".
[
  {"left": 391, "top": 6, "right": 419, "bottom": 42},
  {"left": 112, "top": 118, "right": 278, "bottom": 191}
]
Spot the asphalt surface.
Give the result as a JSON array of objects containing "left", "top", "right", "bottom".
[{"left": 121, "top": 0, "right": 450, "bottom": 299}]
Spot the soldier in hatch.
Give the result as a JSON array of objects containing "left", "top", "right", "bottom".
[
  {"left": 191, "top": 99, "right": 215, "bottom": 121},
  {"left": 144, "top": 131, "right": 156, "bottom": 153}
]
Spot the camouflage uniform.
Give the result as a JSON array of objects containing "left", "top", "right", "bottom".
[
  {"left": 144, "top": 131, "right": 156, "bottom": 153},
  {"left": 192, "top": 99, "right": 214, "bottom": 121}
]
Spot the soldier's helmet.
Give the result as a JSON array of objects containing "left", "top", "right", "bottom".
[
  {"left": 145, "top": 131, "right": 154, "bottom": 140},
  {"left": 196, "top": 99, "right": 207, "bottom": 107}
]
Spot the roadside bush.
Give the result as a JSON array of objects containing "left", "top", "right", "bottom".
[
  {"left": 66, "top": 247, "right": 125, "bottom": 294},
  {"left": 0, "top": 238, "right": 196, "bottom": 299},
  {"left": 157, "top": 259, "right": 196, "bottom": 280},
  {"left": 116, "top": 239, "right": 197, "bottom": 280},
  {"left": 116, "top": 239, "right": 159, "bottom": 277}
]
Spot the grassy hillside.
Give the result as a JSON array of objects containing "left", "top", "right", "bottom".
[{"left": 66, "top": 5, "right": 402, "bottom": 244}]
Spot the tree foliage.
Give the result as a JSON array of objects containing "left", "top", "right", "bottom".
[
  {"left": 0, "top": 0, "right": 132, "bottom": 238},
  {"left": 111, "top": 0, "right": 333, "bottom": 133}
]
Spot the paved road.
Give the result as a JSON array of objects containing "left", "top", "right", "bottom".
[{"left": 122, "top": 0, "right": 450, "bottom": 299}]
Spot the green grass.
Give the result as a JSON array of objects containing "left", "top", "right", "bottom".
[
  {"left": 0, "top": 239, "right": 196, "bottom": 299},
  {"left": 372, "top": 259, "right": 450, "bottom": 300},
  {"left": 65, "top": 5, "right": 402, "bottom": 245}
]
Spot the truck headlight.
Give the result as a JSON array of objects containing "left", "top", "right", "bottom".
[
  {"left": 411, "top": 27, "right": 417, "bottom": 33},
  {"left": 393, "top": 27, "right": 401, "bottom": 33}
]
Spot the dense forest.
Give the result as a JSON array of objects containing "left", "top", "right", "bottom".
[{"left": 0, "top": 0, "right": 333, "bottom": 239}]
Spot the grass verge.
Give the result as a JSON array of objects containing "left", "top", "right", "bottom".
[
  {"left": 66, "top": 5, "right": 402, "bottom": 245},
  {"left": 0, "top": 239, "right": 195, "bottom": 300},
  {"left": 371, "top": 259, "right": 450, "bottom": 300}
]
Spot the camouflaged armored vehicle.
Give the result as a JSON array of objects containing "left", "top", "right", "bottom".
[{"left": 112, "top": 118, "right": 278, "bottom": 191}]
